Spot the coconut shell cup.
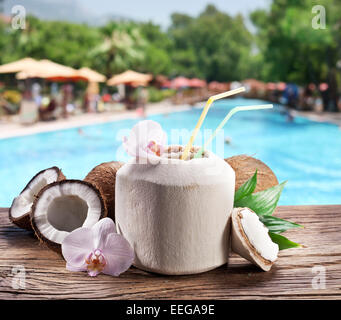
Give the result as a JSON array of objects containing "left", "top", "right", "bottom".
[{"left": 115, "top": 146, "right": 235, "bottom": 275}]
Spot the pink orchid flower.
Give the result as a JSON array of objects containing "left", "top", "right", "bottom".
[
  {"left": 123, "top": 120, "right": 167, "bottom": 163},
  {"left": 61, "top": 218, "right": 134, "bottom": 277}
]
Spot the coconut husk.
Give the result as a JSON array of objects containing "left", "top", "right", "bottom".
[
  {"left": 9, "top": 167, "right": 65, "bottom": 231},
  {"left": 30, "top": 180, "right": 107, "bottom": 253},
  {"left": 225, "top": 155, "right": 278, "bottom": 192},
  {"left": 84, "top": 161, "right": 124, "bottom": 221}
]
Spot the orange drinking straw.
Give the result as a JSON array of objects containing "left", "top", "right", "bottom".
[{"left": 181, "top": 87, "right": 246, "bottom": 160}]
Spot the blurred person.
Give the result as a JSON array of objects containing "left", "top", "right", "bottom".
[
  {"left": 51, "top": 82, "right": 58, "bottom": 97},
  {"left": 314, "top": 97, "right": 324, "bottom": 112},
  {"left": 78, "top": 128, "right": 85, "bottom": 136},
  {"left": 224, "top": 136, "right": 232, "bottom": 144},
  {"left": 319, "top": 83, "right": 329, "bottom": 112},
  {"left": 136, "top": 86, "right": 148, "bottom": 118},
  {"left": 32, "top": 82, "right": 42, "bottom": 106},
  {"left": 61, "top": 83, "right": 73, "bottom": 118},
  {"left": 84, "top": 82, "right": 99, "bottom": 113},
  {"left": 39, "top": 97, "right": 57, "bottom": 121},
  {"left": 284, "top": 83, "right": 299, "bottom": 109},
  {"left": 328, "top": 68, "right": 339, "bottom": 112},
  {"left": 301, "top": 84, "right": 316, "bottom": 110}
]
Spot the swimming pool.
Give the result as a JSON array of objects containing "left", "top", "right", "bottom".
[{"left": 1, "top": 97, "right": 341, "bottom": 207}]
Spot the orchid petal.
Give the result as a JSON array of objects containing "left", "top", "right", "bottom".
[
  {"left": 61, "top": 227, "right": 93, "bottom": 269},
  {"left": 123, "top": 120, "right": 167, "bottom": 162},
  {"left": 88, "top": 270, "right": 101, "bottom": 277},
  {"left": 91, "top": 218, "right": 117, "bottom": 249},
  {"left": 101, "top": 233, "right": 135, "bottom": 276},
  {"left": 66, "top": 262, "right": 87, "bottom": 272}
]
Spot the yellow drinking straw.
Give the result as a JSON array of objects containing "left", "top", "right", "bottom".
[
  {"left": 194, "top": 104, "right": 273, "bottom": 158},
  {"left": 181, "top": 87, "right": 246, "bottom": 160}
]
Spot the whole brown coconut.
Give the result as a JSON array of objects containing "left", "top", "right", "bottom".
[
  {"left": 225, "top": 155, "right": 278, "bottom": 193},
  {"left": 9, "top": 167, "right": 65, "bottom": 231},
  {"left": 84, "top": 161, "right": 124, "bottom": 221}
]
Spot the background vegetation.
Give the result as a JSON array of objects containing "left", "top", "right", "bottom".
[{"left": 0, "top": 0, "right": 340, "bottom": 87}]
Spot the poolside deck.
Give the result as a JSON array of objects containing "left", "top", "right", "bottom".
[
  {"left": 292, "top": 110, "right": 341, "bottom": 127},
  {"left": 0, "top": 101, "right": 191, "bottom": 139},
  {"left": 2, "top": 100, "right": 341, "bottom": 140},
  {"left": 0, "top": 205, "right": 340, "bottom": 300}
]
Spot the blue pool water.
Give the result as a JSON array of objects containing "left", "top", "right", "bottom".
[{"left": 1, "top": 97, "right": 341, "bottom": 207}]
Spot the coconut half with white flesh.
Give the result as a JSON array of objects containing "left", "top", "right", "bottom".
[
  {"left": 231, "top": 207, "right": 279, "bottom": 271},
  {"left": 31, "top": 180, "right": 106, "bottom": 252},
  {"left": 9, "top": 167, "right": 65, "bottom": 230}
]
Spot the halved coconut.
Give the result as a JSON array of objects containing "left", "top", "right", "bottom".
[
  {"left": 31, "top": 180, "right": 106, "bottom": 252},
  {"left": 225, "top": 155, "right": 278, "bottom": 192},
  {"left": 9, "top": 167, "right": 65, "bottom": 230},
  {"left": 84, "top": 161, "right": 124, "bottom": 221},
  {"left": 231, "top": 207, "right": 279, "bottom": 271}
]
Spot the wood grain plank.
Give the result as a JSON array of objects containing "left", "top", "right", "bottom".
[{"left": 0, "top": 205, "right": 340, "bottom": 300}]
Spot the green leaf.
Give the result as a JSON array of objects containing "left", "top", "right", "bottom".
[
  {"left": 269, "top": 232, "right": 301, "bottom": 250},
  {"left": 234, "top": 181, "right": 287, "bottom": 216},
  {"left": 260, "top": 215, "right": 303, "bottom": 234},
  {"left": 234, "top": 170, "right": 258, "bottom": 202}
]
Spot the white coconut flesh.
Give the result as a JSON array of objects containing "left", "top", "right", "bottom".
[
  {"left": 11, "top": 168, "right": 60, "bottom": 219},
  {"left": 239, "top": 208, "right": 279, "bottom": 262},
  {"left": 33, "top": 182, "right": 103, "bottom": 244}
]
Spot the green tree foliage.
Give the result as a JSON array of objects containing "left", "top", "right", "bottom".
[
  {"left": 0, "top": 15, "right": 101, "bottom": 67},
  {"left": 138, "top": 22, "right": 173, "bottom": 75},
  {"left": 251, "top": 0, "right": 341, "bottom": 85},
  {"left": 90, "top": 21, "right": 147, "bottom": 77},
  {"left": 0, "top": 5, "right": 255, "bottom": 81},
  {"left": 168, "top": 5, "right": 255, "bottom": 81},
  {"left": 0, "top": 2, "right": 339, "bottom": 89}
]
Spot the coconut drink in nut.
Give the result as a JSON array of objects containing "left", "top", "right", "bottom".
[
  {"left": 115, "top": 142, "right": 235, "bottom": 275},
  {"left": 115, "top": 88, "right": 276, "bottom": 275}
]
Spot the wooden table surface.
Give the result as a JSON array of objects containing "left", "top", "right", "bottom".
[{"left": 0, "top": 205, "right": 340, "bottom": 300}]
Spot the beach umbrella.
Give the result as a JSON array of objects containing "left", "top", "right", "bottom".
[
  {"left": 243, "top": 79, "right": 267, "bottom": 91},
  {"left": 107, "top": 70, "right": 152, "bottom": 86},
  {"left": 0, "top": 57, "right": 39, "bottom": 74},
  {"left": 155, "top": 75, "right": 171, "bottom": 88},
  {"left": 171, "top": 77, "right": 190, "bottom": 89},
  {"left": 208, "top": 81, "right": 229, "bottom": 92},
  {"left": 266, "top": 82, "right": 276, "bottom": 90},
  {"left": 277, "top": 82, "right": 286, "bottom": 91},
  {"left": 76, "top": 67, "right": 106, "bottom": 83},
  {"left": 161, "top": 80, "right": 172, "bottom": 89},
  {"left": 15, "top": 59, "right": 84, "bottom": 81},
  {"left": 308, "top": 83, "right": 316, "bottom": 91},
  {"left": 319, "top": 83, "right": 328, "bottom": 92},
  {"left": 188, "top": 78, "right": 207, "bottom": 88}
]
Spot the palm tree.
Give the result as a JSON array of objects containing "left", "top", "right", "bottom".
[{"left": 91, "top": 22, "right": 147, "bottom": 78}]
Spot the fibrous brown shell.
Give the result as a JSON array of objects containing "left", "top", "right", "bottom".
[
  {"left": 225, "top": 155, "right": 278, "bottom": 192},
  {"left": 84, "top": 161, "right": 124, "bottom": 221}
]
